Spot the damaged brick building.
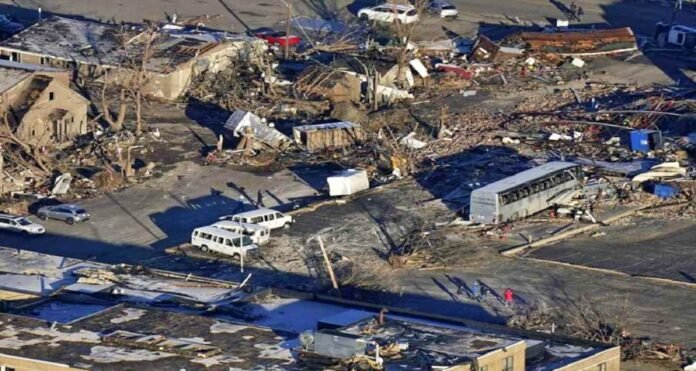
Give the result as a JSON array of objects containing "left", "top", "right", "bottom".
[
  {"left": 0, "top": 16, "right": 266, "bottom": 100},
  {"left": 0, "top": 61, "right": 89, "bottom": 147}
]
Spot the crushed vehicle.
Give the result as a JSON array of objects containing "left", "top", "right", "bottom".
[
  {"left": 469, "top": 162, "right": 584, "bottom": 225},
  {"left": 654, "top": 22, "right": 696, "bottom": 50},
  {"left": 254, "top": 29, "right": 302, "bottom": 47},
  {"left": 0, "top": 213, "right": 45, "bottom": 235}
]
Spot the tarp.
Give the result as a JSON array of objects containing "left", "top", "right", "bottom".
[
  {"left": 223, "top": 110, "right": 291, "bottom": 149},
  {"left": 327, "top": 169, "right": 369, "bottom": 197}
]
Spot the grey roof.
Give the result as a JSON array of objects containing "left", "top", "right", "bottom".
[
  {"left": 0, "top": 16, "right": 226, "bottom": 72},
  {"left": 0, "top": 59, "right": 63, "bottom": 72},
  {"left": 0, "top": 16, "right": 124, "bottom": 66},
  {"left": 0, "top": 66, "right": 30, "bottom": 93},
  {"left": 472, "top": 161, "right": 578, "bottom": 194},
  {"left": 293, "top": 121, "right": 360, "bottom": 133}
]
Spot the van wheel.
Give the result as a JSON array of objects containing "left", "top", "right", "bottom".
[
  {"left": 200, "top": 245, "right": 209, "bottom": 252},
  {"left": 284, "top": 222, "right": 291, "bottom": 229},
  {"left": 359, "top": 13, "right": 368, "bottom": 21},
  {"left": 232, "top": 253, "right": 241, "bottom": 261}
]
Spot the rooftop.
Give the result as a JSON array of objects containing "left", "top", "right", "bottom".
[
  {"left": 0, "top": 66, "right": 30, "bottom": 93},
  {"left": 0, "top": 247, "right": 617, "bottom": 370},
  {"left": 0, "top": 307, "right": 297, "bottom": 370},
  {"left": 0, "top": 16, "right": 226, "bottom": 72},
  {"left": 341, "top": 317, "right": 523, "bottom": 366},
  {"left": 472, "top": 161, "right": 579, "bottom": 194}
]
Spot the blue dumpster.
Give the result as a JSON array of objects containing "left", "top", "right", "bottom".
[
  {"left": 630, "top": 130, "right": 662, "bottom": 153},
  {"left": 653, "top": 183, "right": 679, "bottom": 199}
]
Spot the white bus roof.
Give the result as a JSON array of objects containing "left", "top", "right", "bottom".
[
  {"left": 472, "top": 161, "right": 578, "bottom": 195},
  {"left": 193, "top": 226, "right": 246, "bottom": 238},
  {"left": 211, "top": 221, "right": 268, "bottom": 231},
  {"left": 231, "top": 208, "right": 280, "bottom": 218}
]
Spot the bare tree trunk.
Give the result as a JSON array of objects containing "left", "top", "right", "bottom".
[
  {"left": 101, "top": 83, "right": 127, "bottom": 131},
  {"left": 0, "top": 114, "right": 50, "bottom": 175},
  {"left": 134, "top": 90, "right": 143, "bottom": 134}
]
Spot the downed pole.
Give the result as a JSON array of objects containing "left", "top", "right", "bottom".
[{"left": 499, "top": 204, "right": 667, "bottom": 257}]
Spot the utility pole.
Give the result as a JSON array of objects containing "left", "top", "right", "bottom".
[
  {"left": 317, "top": 236, "right": 339, "bottom": 291},
  {"left": 284, "top": 1, "right": 292, "bottom": 59}
]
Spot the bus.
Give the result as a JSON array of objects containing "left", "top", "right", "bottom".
[{"left": 469, "top": 161, "right": 583, "bottom": 224}]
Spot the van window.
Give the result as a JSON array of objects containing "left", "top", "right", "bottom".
[
  {"left": 267, "top": 213, "right": 275, "bottom": 221},
  {"left": 225, "top": 239, "right": 234, "bottom": 247},
  {"left": 193, "top": 231, "right": 199, "bottom": 237},
  {"left": 251, "top": 216, "right": 264, "bottom": 223},
  {"left": 200, "top": 232, "right": 212, "bottom": 240},
  {"left": 275, "top": 213, "right": 283, "bottom": 219},
  {"left": 232, "top": 216, "right": 242, "bottom": 222}
]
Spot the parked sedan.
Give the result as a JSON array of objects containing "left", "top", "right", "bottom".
[
  {"left": 428, "top": 0, "right": 458, "bottom": 18},
  {"left": 0, "top": 213, "right": 45, "bottom": 235},
  {"left": 37, "top": 204, "right": 90, "bottom": 225},
  {"left": 254, "top": 30, "right": 301, "bottom": 47}
]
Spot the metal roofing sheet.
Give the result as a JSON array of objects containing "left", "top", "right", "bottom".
[{"left": 472, "top": 161, "right": 578, "bottom": 194}]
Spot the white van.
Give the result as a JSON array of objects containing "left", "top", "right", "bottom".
[
  {"left": 191, "top": 226, "right": 259, "bottom": 259},
  {"left": 220, "top": 208, "right": 294, "bottom": 230},
  {"left": 210, "top": 221, "right": 270, "bottom": 245}
]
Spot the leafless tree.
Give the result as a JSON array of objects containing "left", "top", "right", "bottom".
[
  {"left": 100, "top": 25, "right": 157, "bottom": 133},
  {"left": 389, "top": 0, "right": 427, "bottom": 86},
  {"left": 0, "top": 111, "right": 50, "bottom": 175}
]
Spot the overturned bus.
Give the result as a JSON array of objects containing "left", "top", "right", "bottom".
[{"left": 469, "top": 161, "right": 583, "bottom": 224}]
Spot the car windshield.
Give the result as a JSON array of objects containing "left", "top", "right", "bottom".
[
  {"left": 442, "top": 5, "right": 456, "bottom": 9},
  {"left": 15, "top": 218, "right": 32, "bottom": 226},
  {"left": 406, "top": 9, "right": 417, "bottom": 15},
  {"left": 76, "top": 208, "right": 87, "bottom": 214}
]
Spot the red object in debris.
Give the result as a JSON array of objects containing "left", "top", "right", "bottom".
[
  {"left": 504, "top": 288, "right": 514, "bottom": 303},
  {"left": 255, "top": 30, "right": 301, "bottom": 47},
  {"left": 435, "top": 63, "right": 473, "bottom": 79}
]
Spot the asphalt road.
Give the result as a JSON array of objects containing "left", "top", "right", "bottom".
[
  {"left": 530, "top": 218, "right": 696, "bottom": 283},
  {"left": 3, "top": 0, "right": 695, "bottom": 38},
  {"left": 0, "top": 160, "right": 327, "bottom": 264}
]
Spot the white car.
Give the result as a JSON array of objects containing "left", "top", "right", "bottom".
[
  {"left": 0, "top": 213, "right": 45, "bottom": 235},
  {"left": 220, "top": 208, "right": 294, "bottom": 230},
  {"left": 428, "top": 0, "right": 458, "bottom": 18},
  {"left": 358, "top": 4, "right": 419, "bottom": 24}
]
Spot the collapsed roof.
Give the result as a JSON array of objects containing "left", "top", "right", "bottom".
[{"left": 0, "top": 16, "right": 229, "bottom": 72}]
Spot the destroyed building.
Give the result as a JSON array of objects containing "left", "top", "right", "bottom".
[
  {"left": 515, "top": 27, "right": 638, "bottom": 55},
  {"left": 0, "top": 61, "right": 89, "bottom": 147},
  {"left": 0, "top": 246, "right": 622, "bottom": 370},
  {"left": 0, "top": 16, "right": 266, "bottom": 100},
  {"left": 302, "top": 315, "right": 620, "bottom": 370},
  {"left": 293, "top": 121, "right": 365, "bottom": 153}
]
